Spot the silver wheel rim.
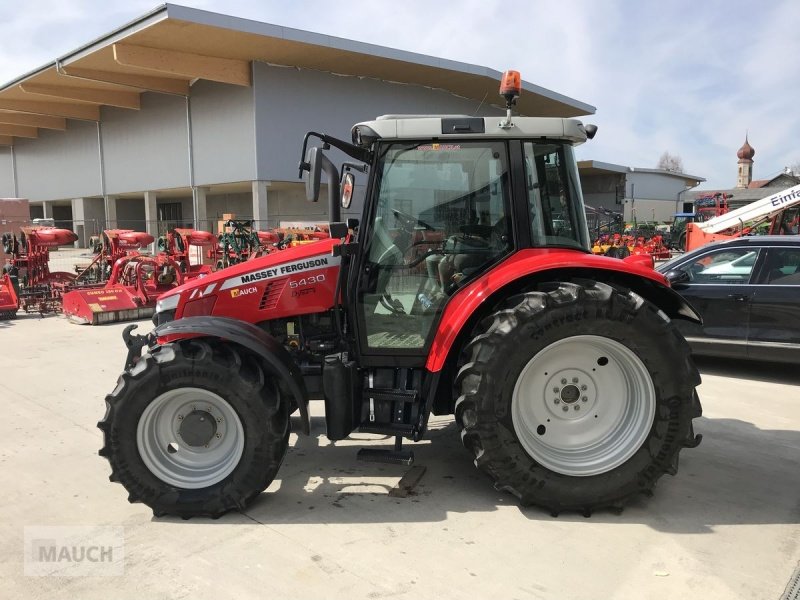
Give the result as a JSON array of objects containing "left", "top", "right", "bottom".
[
  {"left": 137, "top": 388, "right": 245, "bottom": 489},
  {"left": 511, "top": 335, "right": 655, "bottom": 477}
]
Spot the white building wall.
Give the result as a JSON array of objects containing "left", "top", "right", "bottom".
[
  {"left": 102, "top": 93, "right": 190, "bottom": 194},
  {"left": 0, "top": 147, "right": 13, "bottom": 197},
  {"left": 252, "top": 62, "right": 503, "bottom": 184},
  {"left": 190, "top": 79, "right": 256, "bottom": 186},
  {"left": 15, "top": 121, "right": 100, "bottom": 201}
]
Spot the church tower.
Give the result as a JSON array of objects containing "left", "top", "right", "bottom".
[{"left": 736, "top": 135, "right": 755, "bottom": 188}]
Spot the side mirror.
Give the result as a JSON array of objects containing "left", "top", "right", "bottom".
[
  {"left": 304, "top": 147, "right": 322, "bottom": 202},
  {"left": 302, "top": 145, "right": 341, "bottom": 222},
  {"left": 665, "top": 269, "right": 690, "bottom": 285}
]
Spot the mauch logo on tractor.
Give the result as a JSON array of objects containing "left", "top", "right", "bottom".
[{"left": 230, "top": 286, "right": 257, "bottom": 298}]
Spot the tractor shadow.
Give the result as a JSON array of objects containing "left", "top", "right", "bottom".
[
  {"left": 240, "top": 414, "right": 510, "bottom": 524},
  {"left": 157, "top": 404, "right": 800, "bottom": 533}
]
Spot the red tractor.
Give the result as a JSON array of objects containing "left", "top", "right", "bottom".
[{"left": 99, "top": 72, "right": 702, "bottom": 518}]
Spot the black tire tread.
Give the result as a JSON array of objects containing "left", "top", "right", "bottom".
[
  {"left": 98, "top": 339, "right": 290, "bottom": 519},
  {"left": 455, "top": 279, "right": 702, "bottom": 515}
]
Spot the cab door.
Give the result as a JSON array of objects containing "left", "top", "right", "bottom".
[{"left": 350, "top": 140, "right": 513, "bottom": 363}]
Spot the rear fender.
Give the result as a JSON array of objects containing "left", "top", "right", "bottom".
[
  {"left": 426, "top": 263, "right": 701, "bottom": 416},
  {"left": 154, "top": 316, "right": 310, "bottom": 434},
  {"left": 427, "top": 258, "right": 702, "bottom": 375}
]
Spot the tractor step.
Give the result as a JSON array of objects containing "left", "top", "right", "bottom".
[
  {"left": 357, "top": 435, "right": 414, "bottom": 466},
  {"left": 364, "top": 388, "right": 418, "bottom": 403},
  {"left": 357, "top": 424, "right": 414, "bottom": 436},
  {"left": 357, "top": 447, "right": 414, "bottom": 466}
]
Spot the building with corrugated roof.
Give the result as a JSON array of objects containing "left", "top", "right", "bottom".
[{"left": 0, "top": 4, "right": 594, "bottom": 245}]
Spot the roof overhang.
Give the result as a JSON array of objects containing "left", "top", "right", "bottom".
[
  {"left": 578, "top": 160, "right": 705, "bottom": 186},
  {"left": 0, "top": 3, "right": 595, "bottom": 146},
  {"left": 629, "top": 167, "right": 705, "bottom": 186},
  {"left": 577, "top": 160, "right": 629, "bottom": 176}
]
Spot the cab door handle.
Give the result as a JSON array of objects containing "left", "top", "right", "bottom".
[{"left": 727, "top": 293, "right": 749, "bottom": 302}]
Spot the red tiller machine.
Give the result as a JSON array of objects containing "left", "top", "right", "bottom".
[
  {"left": 63, "top": 251, "right": 187, "bottom": 325},
  {"left": 2, "top": 226, "right": 78, "bottom": 314},
  {"left": 64, "top": 228, "right": 220, "bottom": 325}
]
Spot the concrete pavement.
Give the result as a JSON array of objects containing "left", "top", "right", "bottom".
[{"left": 0, "top": 313, "right": 798, "bottom": 599}]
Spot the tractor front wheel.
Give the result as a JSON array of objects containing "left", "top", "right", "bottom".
[
  {"left": 456, "top": 280, "right": 701, "bottom": 515},
  {"left": 98, "top": 339, "right": 290, "bottom": 518}
]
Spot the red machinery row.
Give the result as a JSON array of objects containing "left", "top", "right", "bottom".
[
  {"left": 591, "top": 233, "right": 670, "bottom": 261},
  {"left": 62, "top": 228, "right": 210, "bottom": 325},
  {"left": 1, "top": 222, "right": 331, "bottom": 324}
]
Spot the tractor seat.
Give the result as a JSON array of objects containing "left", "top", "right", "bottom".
[{"left": 437, "top": 217, "right": 509, "bottom": 290}]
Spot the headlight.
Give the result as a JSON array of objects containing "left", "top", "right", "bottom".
[{"left": 156, "top": 294, "right": 180, "bottom": 313}]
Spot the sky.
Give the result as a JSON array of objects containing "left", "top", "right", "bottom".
[{"left": 0, "top": 0, "right": 798, "bottom": 190}]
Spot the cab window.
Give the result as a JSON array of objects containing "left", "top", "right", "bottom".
[
  {"left": 359, "top": 141, "right": 512, "bottom": 350},
  {"left": 523, "top": 142, "right": 586, "bottom": 249}
]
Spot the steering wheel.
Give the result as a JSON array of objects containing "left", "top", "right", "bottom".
[{"left": 392, "top": 209, "right": 435, "bottom": 232}]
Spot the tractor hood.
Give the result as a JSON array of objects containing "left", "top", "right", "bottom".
[{"left": 155, "top": 238, "right": 342, "bottom": 325}]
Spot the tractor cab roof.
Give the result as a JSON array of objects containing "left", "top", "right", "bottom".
[{"left": 351, "top": 115, "right": 591, "bottom": 146}]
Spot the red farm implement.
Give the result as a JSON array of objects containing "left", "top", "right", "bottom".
[
  {"left": 0, "top": 271, "right": 19, "bottom": 319},
  {"left": 63, "top": 227, "right": 222, "bottom": 325},
  {"left": 157, "top": 228, "right": 216, "bottom": 279},
  {"left": 1, "top": 226, "right": 78, "bottom": 314},
  {"left": 63, "top": 250, "right": 187, "bottom": 325}
]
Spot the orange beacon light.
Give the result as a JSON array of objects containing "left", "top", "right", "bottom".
[{"left": 499, "top": 70, "right": 521, "bottom": 105}]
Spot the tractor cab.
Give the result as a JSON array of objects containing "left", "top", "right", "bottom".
[{"left": 301, "top": 112, "right": 594, "bottom": 365}]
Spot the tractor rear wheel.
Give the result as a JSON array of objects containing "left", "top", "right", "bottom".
[
  {"left": 455, "top": 280, "right": 701, "bottom": 515},
  {"left": 98, "top": 338, "right": 290, "bottom": 518}
]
